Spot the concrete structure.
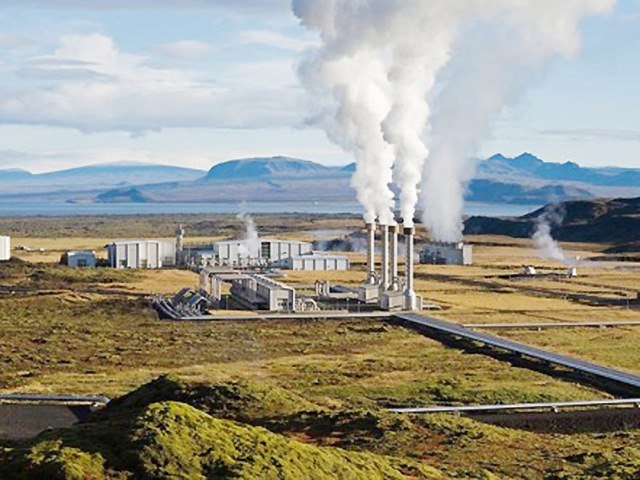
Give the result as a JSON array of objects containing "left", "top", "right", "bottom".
[
  {"left": 107, "top": 240, "right": 176, "bottom": 269},
  {"left": 403, "top": 226, "right": 422, "bottom": 311},
  {"left": 0, "top": 236, "right": 10, "bottom": 261},
  {"left": 358, "top": 223, "right": 380, "bottom": 303},
  {"left": 277, "top": 254, "right": 349, "bottom": 271},
  {"left": 230, "top": 274, "right": 296, "bottom": 311},
  {"left": 62, "top": 251, "right": 96, "bottom": 268},
  {"left": 175, "top": 224, "right": 185, "bottom": 265},
  {"left": 213, "top": 238, "right": 312, "bottom": 267},
  {"left": 198, "top": 267, "right": 296, "bottom": 312},
  {"left": 357, "top": 221, "right": 422, "bottom": 311},
  {"left": 420, "top": 241, "right": 473, "bottom": 266}
]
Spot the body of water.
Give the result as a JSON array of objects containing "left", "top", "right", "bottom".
[{"left": 0, "top": 201, "right": 541, "bottom": 218}]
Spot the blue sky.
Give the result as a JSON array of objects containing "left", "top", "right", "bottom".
[{"left": 0, "top": 0, "right": 638, "bottom": 173}]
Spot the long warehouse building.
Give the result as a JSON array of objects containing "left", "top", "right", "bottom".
[
  {"left": 213, "top": 238, "right": 312, "bottom": 266},
  {"left": 107, "top": 240, "right": 176, "bottom": 269}
]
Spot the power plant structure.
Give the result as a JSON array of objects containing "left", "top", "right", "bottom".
[
  {"left": 358, "top": 222, "right": 422, "bottom": 311},
  {"left": 0, "top": 236, "right": 10, "bottom": 261},
  {"left": 420, "top": 241, "right": 473, "bottom": 266}
]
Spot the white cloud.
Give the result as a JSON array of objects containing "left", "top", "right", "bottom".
[
  {"left": 240, "top": 30, "right": 316, "bottom": 52},
  {"left": 0, "top": 33, "right": 34, "bottom": 50},
  {"left": 155, "top": 40, "right": 215, "bottom": 61},
  {"left": 0, "top": 33, "right": 303, "bottom": 134},
  {"left": 0, "top": 0, "right": 290, "bottom": 13}
]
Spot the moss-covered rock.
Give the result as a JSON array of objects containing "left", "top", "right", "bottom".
[
  {"left": 546, "top": 448, "right": 640, "bottom": 479},
  {"left": 0, "top": 400, "right": 442, "bottom": 479},
  {"left": 2, "top": 441, "right": 107, "bottom": 480},
  {"left": 107, "top": 375, "right": 321, "bottom": 422}
]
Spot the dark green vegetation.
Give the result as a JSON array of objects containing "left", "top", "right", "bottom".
[
  {"left": 465, "top": 196, "right": 640, "bottom": 254},
  {"left": 0, "top": 213, "right": 360, "bottom": 239},
  {"left": 4, "top": 377, "right": 640, "bottom": 479},
  {"left": 0, "top": 379, "right": 441, "bottom": 479}
]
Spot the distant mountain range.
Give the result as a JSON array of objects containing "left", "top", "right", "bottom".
[{"left": 0, "top": 153, "right": 639, "bottom": 205}]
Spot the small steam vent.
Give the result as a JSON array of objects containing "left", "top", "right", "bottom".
[{"left": 420, "top": 241, "right": 473, "bottom": 266}]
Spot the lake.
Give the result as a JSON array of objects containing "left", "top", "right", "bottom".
[{"left": 0, "top": 201, "right": 541, "bottom": 218}]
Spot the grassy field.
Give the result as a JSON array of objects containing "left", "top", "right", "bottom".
[{"left": 1, "top": 215, "right": 640, "bottom": 478}]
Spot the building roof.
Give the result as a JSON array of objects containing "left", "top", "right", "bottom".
[
  {"left": 213, "top": 238, "right": 311, "bottom": 246},
  {"left": 289, "top": 254, "right": 349, "bottom": 261}
]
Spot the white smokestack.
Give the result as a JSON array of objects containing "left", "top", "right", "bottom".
[
  {"left": 380, "top": 224, "right": 390, "bottom": 291},
  {"left": 390, "top": 224, "right": 399, "bottom": 291},
  {"left": 366, "top": 222, "right": 377, "bottom": 285},
  {"left": 404, "top": 226, "right": 416, "bottom": 309}
]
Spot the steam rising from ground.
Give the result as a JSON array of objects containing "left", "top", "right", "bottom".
[
  {"left": 293, "top": 0, "right": 615, "bottom": 237},
  {"left": 237, "top": 213, "right": 260, "bottom": 259},
  {"left": 532, "top": 205, "right": 566, "bottom": 262}
]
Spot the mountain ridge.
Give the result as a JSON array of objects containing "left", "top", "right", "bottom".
[{"left": 1, "top": 152, "right": 639, "bottom": 205}]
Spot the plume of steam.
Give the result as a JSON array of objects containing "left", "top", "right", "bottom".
[
  {"left": 293, "top": 0, "right": 615, "bottom": 237},
  {"left": 420, "top": 0, "right": 615, "bottom": 242},
  {"left": 237, "top": 212, "right": 260, "bottom": 259},
  {"left": 294, "top": 1, "right": 400, "bottom": 226},
  {"left": 532, "top": 205, "right": 566, "bottom": 262}
]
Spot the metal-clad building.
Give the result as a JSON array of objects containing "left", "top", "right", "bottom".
[
  {"left": 278, "top": 254, "right": 350, "bottom": 271},
  {"left": 0, "top": 236, "right": 9, "bottom": 261},
  {"left": 107, "top": 240, "right": 176, "bottom": 269},
  {"left": 420, "top": 242, "right": 473, "bottom": 266},
  {"left": 213, "top": 239, "right": 312, "bottom": 266},
  {"left": 63, "top": 251, "right": 97, "bottom": 268},
  {"left": 230, "top": 274, "right": 296, "bottom": 311}
]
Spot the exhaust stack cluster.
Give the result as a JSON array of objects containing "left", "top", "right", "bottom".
[{"left": 361, "top": 220, "right": 420, "bottom": 310}]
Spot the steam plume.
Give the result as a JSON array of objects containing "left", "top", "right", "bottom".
[
  {"left": 420, "top": 0, "right": 615, "bottom": 241},
  {"left": 532, "top": 206, "right": 566, "bottom": 262},
  {"left": 237, "top": 212, "right": 260, "bottom": 259},
  {"left": 293, "top": 0, "right": 615, "bottom": 236}
]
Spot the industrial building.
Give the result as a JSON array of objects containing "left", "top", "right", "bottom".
[
  {"left": 107, "top": 240, "right": 176, "bottom": 269},
  {"left": 231, "top": 274, "right": 296, "bottom": 311},
  {"left": 0, "top": 236, "right": 9, "bottom": 261},
  {"left": 62, "top": 251, "right": 97, "bottom": 268},
  {"left": 212, "top": 238, "right": 312, "bottom": 267},
  {"left": 275, "top": 254, "right": 350, "bottom": 271},
  {"left": 198, "top": 266, "right": 296, "bottom": 311},
  {"left": 420, "top": 242, "right": 473, "bottom": 266}
]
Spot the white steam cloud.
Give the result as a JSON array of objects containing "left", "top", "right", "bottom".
[
  {"left": 532, "top": 206, "right": 566, "bottom": 262},
  {"left": 237, "top": 212, "right": 260, "bottom": 259},
  {"left": 293, "top": 0, "right": 615, "bottom": 236}
]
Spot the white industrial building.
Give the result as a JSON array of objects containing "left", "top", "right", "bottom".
[
  {"left": 213, "top": 238, "right": 312, "bottom": 266},
  {"left": 276, "top": 254, "right": 350, "bottom": 271},
  {"left": 107, "top": 240, "right": 176, "bottom": 269},
  {"left": 62, "top": 251, "right": 97, "bottom": 268},
  {"left": 0, "top": 236, "right": 9, "bottom": 261},
  {"left": 229, "top": 274, "right": 296, "bottom": 311},
  {"left": 420, "top": 242, "right": 473, "bottom": 266}
]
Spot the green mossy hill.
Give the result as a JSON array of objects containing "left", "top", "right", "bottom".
[
  {"left": 106, "top": 375, "right": 322, "bottom": 422},
  {"left": 0, "top": 401, "right": 442, "bottom": 480}
]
